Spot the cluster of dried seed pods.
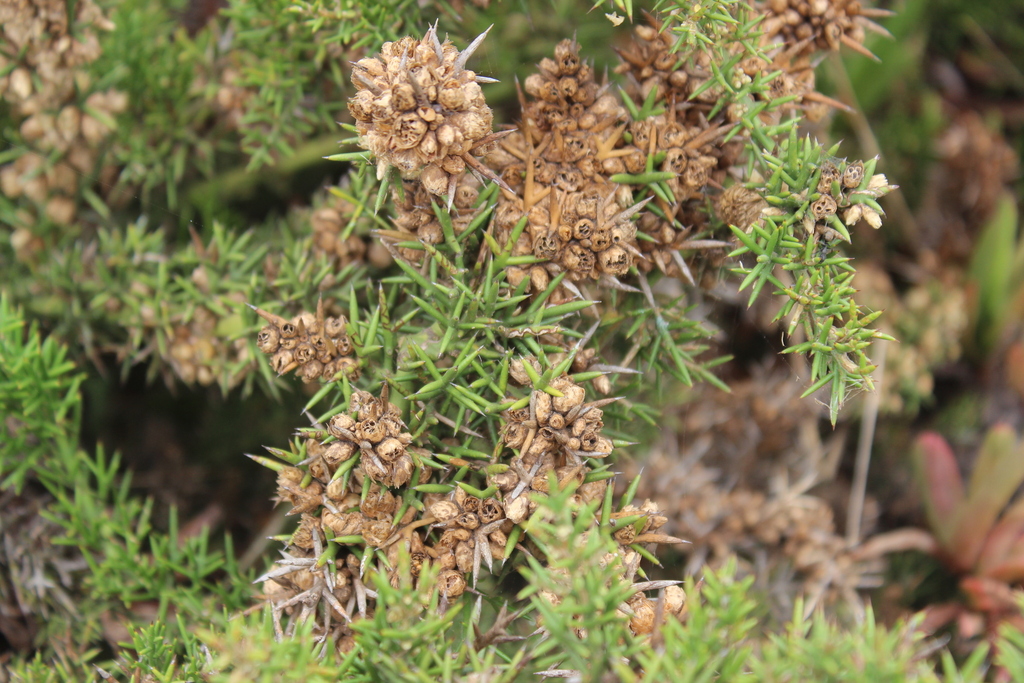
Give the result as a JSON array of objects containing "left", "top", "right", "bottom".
[
  {"left": 167, "top": 305, "right": 251, "bottom": 388},
  {"left": 324, "top": 388, "right": 417, "bottom": 488},
  {"left": 492, "top": 372, "right": 615, "bottom": 523},
  {"left": 488, "top": 39, "right": 654, "bottom": 289},
  {"left": 251, "top": 297, "right": 358, "bottom": 383},
  {"left": 348, "top": 25, "right": 506, "bottom": 199},
  {"left": 424, "top": 487, "right": 511, "bottom": 589},
  {"left": 0, "top": 0, "right": 124, "bottom": 238},
  {"left": 623, "top": 446, "right": 881, "bottom": 613},
  {"left": 256, "top": 375, "right": 686, "bottom": 653},
  {"left": 758, "top": 0, "right": 894, "bottom": 60},
  {"left": 534, "top": 512, "right": 686, "bottom": 639},
  {"left": 807, "top": 158, "right": 896, "bottom": 242},
  {"left": 376, "top": 174, "right": 484, "bottom": 262}
]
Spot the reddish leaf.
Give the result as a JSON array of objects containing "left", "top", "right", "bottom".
[
  {"left": 913, "top": 432, "right": 964, "bottom": 551},
  {"left": 977, "top": 497, "right": 1024, "bottom": 578},
  {"left": 953, "top": 425, "right": 1024, "bottom": 569},
  {"left": 961, "top": 575, "right": 1019, "bottom": 615}
]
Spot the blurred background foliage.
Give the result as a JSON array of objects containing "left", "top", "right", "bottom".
[{"left": 3, "top": 0, "right": 1024, "bottom": 678}]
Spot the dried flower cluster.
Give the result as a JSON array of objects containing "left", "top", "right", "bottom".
[
  {"left": 486, "top": 39, "right": 651, "bottom": 290},
  {"left": 378, "top": 174, "right": 485, "bottom": 262},
  {"left": 803, "top": 157, "right": 895, "bottom": 243},
  {"left": 924, "top": 111, "right": 1020, "bottom": 261},
  {"left": 758, "top": 0, "right": 893, "bottom": 60},
  {"left": 348, "top": 25, "right": 500, "bottom": 198},
  {"left": 257, "top": 375, "right": 682, "bottom": 651},
  {"left": 494, "top": 370, "right": 615, "bottom": 523},
  {"left": 0, "top": 0, "right": 112, "bottom": 116},
  {"left": 306, "top": 183, "right": 393, "bottom": 270},
  {"left": 251, "top": 298, "right": 358, "bottom": 383},
  {"left": 0, "top": 0, "right": 124, "bottom": 238},
  {"left": 167, "top": 305, "right": 252, "bottom": 388}
]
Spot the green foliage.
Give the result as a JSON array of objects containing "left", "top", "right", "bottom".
[
  {"left": 0, "top": 296, "right": 254, "bottom": 678},
  {"left": 753, "top": 603, "right": 945, "bottom": 682},
  {"left": 968, "top": 192, "right": 1024, "bottom": 355},
  {"left": 8, "top": 0, "right": 1019, "bottom": 680},
  {"left": 96, "top": 0, "right": 226, "bottom": 216},
  {"left": 219, "top": 0, "right": 429, "bottom": 170},
  {"left": 730, "top": 136, "right": 895, "bottom": 421},
  {"left": 0, "top": 293, "right": 83, "bottom": 493},
  {"left": 630, "top": 565, "right": 757, "bottom": 682}
]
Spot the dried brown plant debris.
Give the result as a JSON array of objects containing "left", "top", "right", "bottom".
[
  {"left": 921, "top": 110, "right": 1019, "bottom": 261},
  {"left": 0, "top": 489, "right": 86, "bottom": 653},
  {"left": 622, "top": 447, "right": 881, "bottom": 619},
  {"left": 348, "top": 25, "right": 506, "bottom": 198},
  {"left": 251, "top": 297, "right": 359, "bottom": 384},
  {"left": 854, "top": 263, "right": 968, "bottom": 414}
]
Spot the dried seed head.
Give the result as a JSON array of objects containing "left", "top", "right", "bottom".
[
  {"left": 629, "top": 597, "right": 657, "bottom": 635},
  {"left": 664, "top": 585, "right": 686, "bottom": 616},
  {"left": 717, "top": 185, "right": 767, "bottom": 232},
  {"left": 362, "top": 518, "right": 393, "bottom": 547},
  {"left": 348, "top": 27, "right": 496, "bottom": 197}
]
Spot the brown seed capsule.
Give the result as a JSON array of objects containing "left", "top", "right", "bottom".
[
  {"left": 326, "top": 477, "right": 348, "bottom": 502},
  {"left": 811, "top": 194, "right": 838, "bottom": 221},
  {"left": 842, "top": 160, "right": 865, "bottom": 189},
  {"left": 437, "top": 569, "right": 467, "bottom": 598},
  {"left": 504, "top": 495, "right": 531, "bottom": 524},
  {"left": 552, "top": 382, "right": 585, "bottom": 413},
  {"left": 421, "top": 163, "right": 449, "bottom": 197},
  {"left": 438, "top": 527, "right": 473, "bottom": 551},
  {"left": 325, "top": 316, "right": 347, "bottom": 338},
  {"left": 257, "top": 326, "right": 281, "bottom": 353},
  {"left": 356, "top": 419, "right": 387, "bottom": 444},
  {"left": 328, "top": 413, "right": 357, "bottom": 439},
  {"left": 479, "top": 498, "right": 503, "bottom": 524},
  {"left": 457, "top": 512, "right": 480, "bottom": 530},
  {"left": 629, "top": 597, "right": 656, "bottom": 635},
  {"left": 489, "top": 470, "right": 519, "bottom": 492},
  {"left": 429, "top": 500, "right": 461, "bottom": 525},
  {"left": 598, "top": 245, "right": 631, "bottom": 276},
  {"left": 573, "top": 218, "right": 594, "bottom": 240},
  {"left": 362, "top": 518, "right": 393, "bottom": 547},
  {"left": 664, "top": 585, "right": 686, "bottom": 616},
  {"left": 375, "top": 437, "right": 406, "bottom": 462},
  {"left": 322, "top": 510, "right": 346, "bottom": 536},
  {"left": 533, "top": 232, "right": 560, "bottom": 260},
  {"left": 455, "top": 540, "right": 475, "bottom": 573},
  {"left": 578, "top": 478, "right": 608, "bottom": 504},
  {"left": 361, "top": 486, "right": 397, "bottom": 519},
  {"left": 389, "top": 453, "right": 415, "bottom": 488},
  {"left": 292, "top": 514, "right": 320, "bottom": 549},
  {"left": 271, "top": 349, "right": 296, "bottom": 374},
  {"left": 817, "top": 161, "right": 841, "bottom": 195}
]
